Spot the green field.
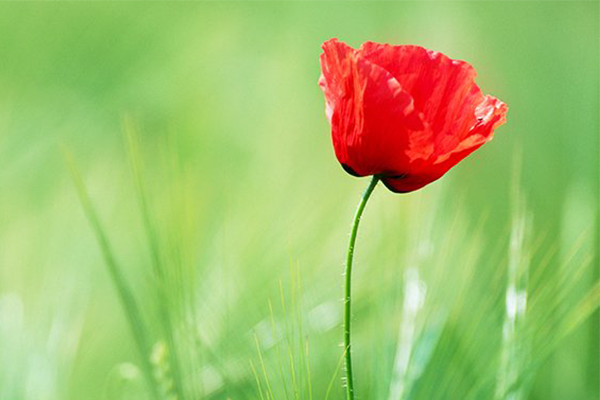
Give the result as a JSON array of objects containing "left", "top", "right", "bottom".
[{"left": 0, "top": 2, "right": 598, "bottom": 400}]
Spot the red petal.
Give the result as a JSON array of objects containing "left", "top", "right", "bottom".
[
  {"left": 383, "top": 95, "right": 508, "bottom": 193},
  {"left": 434, "top": 95, "right": 508, "bottom": 164},
  {"left": 319, "top": 39, "right": 428, "bottom": 176},
  {"left": 359, "top": 42, "right": 484, "bottom": 158},
  {"left": 382, "top": 172, "right": 440, "bottom": 193}
]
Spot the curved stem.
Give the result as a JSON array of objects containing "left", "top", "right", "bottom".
[{"left": 344, "top": 175, "right": 379, "bottom": 400}]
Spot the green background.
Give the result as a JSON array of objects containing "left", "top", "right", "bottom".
[{"left": 0, "top": 2, "right": 597, "bottom": 400}]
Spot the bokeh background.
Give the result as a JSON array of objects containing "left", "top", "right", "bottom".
[{"left": 0, "top": 2, "right": 598, "bottom": 400}]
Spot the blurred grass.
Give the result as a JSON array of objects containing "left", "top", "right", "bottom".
[{"left": 0, "top": 2, "right": 598, "bottom": 400}]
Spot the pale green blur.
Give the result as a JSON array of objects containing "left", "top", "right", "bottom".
[{"left": 0, "top": 2, "right": 597, "bottom": 400}]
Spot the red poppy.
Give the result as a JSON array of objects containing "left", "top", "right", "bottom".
[{"left": 319, "top": 39, "right": 508, "bottom": 193}]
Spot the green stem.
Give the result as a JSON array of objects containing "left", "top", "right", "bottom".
[{"left": 344, "top": 175, "right": 379, "bottom": 400}]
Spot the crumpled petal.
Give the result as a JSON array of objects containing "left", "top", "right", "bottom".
[{"left": 383, "top": 96, "right": 508, "bottom": 193}]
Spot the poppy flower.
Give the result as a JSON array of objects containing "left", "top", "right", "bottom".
[{"left": 318, "top": 38, "right": 508, "bottom": 193}]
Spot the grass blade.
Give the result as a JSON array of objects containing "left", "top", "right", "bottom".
[{"left": 63, "top": 148, "right": 161, "bottom": 400}]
